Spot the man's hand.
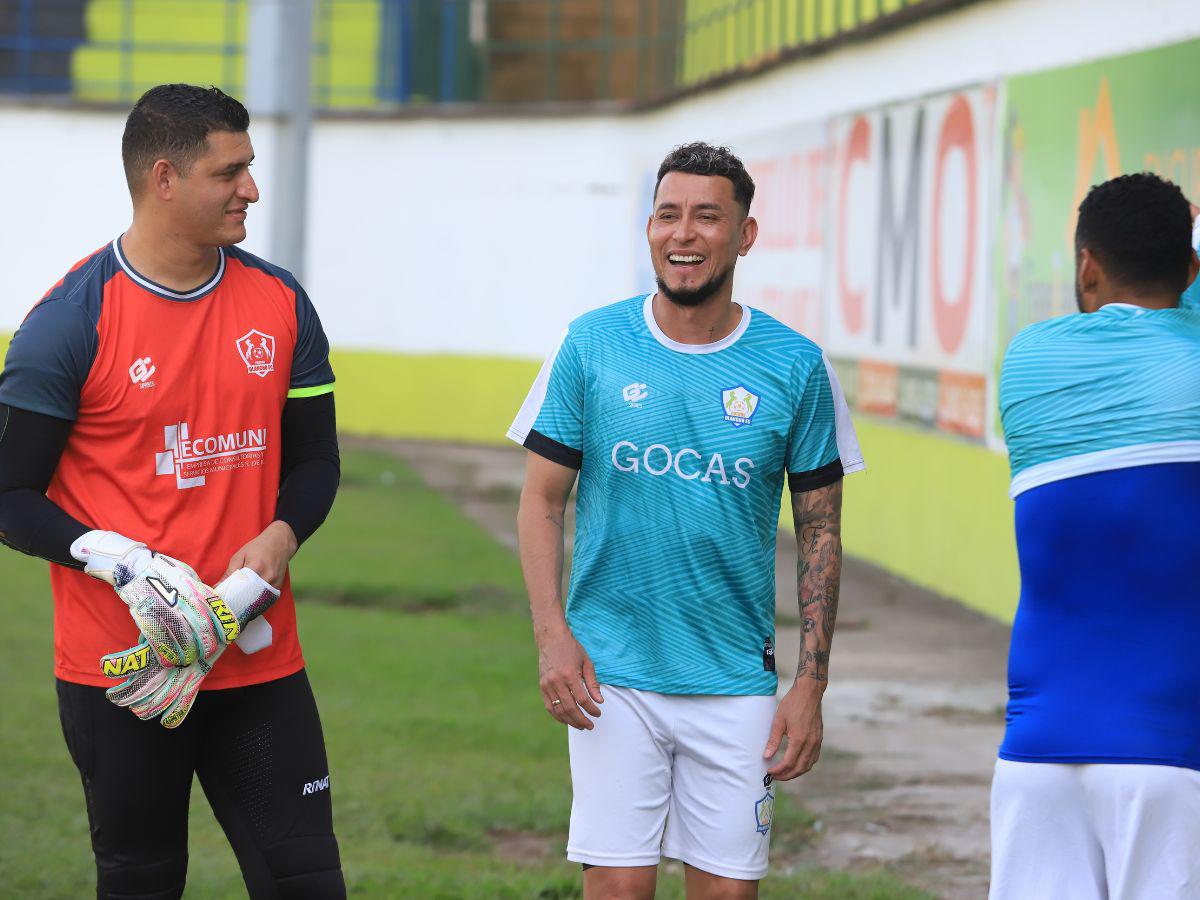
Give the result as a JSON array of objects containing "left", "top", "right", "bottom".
[
  {"left": 101, "top": 568, "right": 281, "bottom": 728},
  {"left": 517, "top": 452, "right": 601, "bottom": 730},
  {"left": 763, "top": 677, "right": 825, "bottom": 780},
  {"left": 222, "top": 520, "right": 298, "bottom": 587},
  {"left": 103, "top": 636, "right": 224, "bottom": 729},
  {"left": 72, "top": 530, "right": 234, "bottom": 667},
  {"left": 537, "top": 624, "right": 603, "bottom": 730},
  {"left": 768, "top": 480, "right": 843, "bottom": 780}
]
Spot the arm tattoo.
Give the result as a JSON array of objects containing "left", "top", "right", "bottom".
[{"left": 793, "top": 481, "right": 843, "bottom": 682}]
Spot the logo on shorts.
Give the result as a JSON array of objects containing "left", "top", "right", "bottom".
[
  {"left": 236, "top": 329, "right": 276, "bottom": 377},
  {"left": 754, "top": 784, "right": 775, "bottom": 835},
  {"left": 722, "top": 386, "right": 760, "bottom": 427},
  {"left": 302, "top": 775, "right": 330, "bottom": 796}
]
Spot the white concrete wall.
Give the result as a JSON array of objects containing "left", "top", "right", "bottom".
[
  {"left": 0, "top": 106, "right": 282, "bottom": 316},
  {"left": 3, "top": 0, "right": 1199, "bottom": 357},
  {"left": 306, "top": 116, "right": 638, "bottom": 355}
]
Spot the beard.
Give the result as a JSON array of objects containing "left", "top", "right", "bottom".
[{"left": 656, "top": 260, "right": 734, "bottom": 308}]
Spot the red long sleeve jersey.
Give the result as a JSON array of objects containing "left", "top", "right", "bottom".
[{"left": 0, "top": 238, "right": 335, "bottom": 688}]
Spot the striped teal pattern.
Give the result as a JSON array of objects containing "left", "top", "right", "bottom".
[
  {"left": 1180, "top": 225, "right": 1200, "bottom": 310},
  {"left": 520, "top": 295, "right": 848, "bottom": 696},
  {"left": 1000, "top": 304, "right": 1200, "bottom": 479}
]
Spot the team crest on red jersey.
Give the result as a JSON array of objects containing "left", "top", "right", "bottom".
[{"left": 236, "top": 330, "right": 276, "bottom": 378}]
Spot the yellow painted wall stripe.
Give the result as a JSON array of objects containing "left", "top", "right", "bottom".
[
  {"left": 328, "top": 348, "right": 1020, "bottom": 623},
  {"left": 0, "top": 331, "right": 1017, "bottom": 623}
]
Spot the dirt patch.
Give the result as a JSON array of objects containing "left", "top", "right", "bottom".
[
  {"left": 368, "top": 437, "right": 1009, "bottom": 898},
  {"left": 305, "top": 584, "right": 522, "bottom": 614},
  {"left": 489, "top": 829, "right": 561, "bottom": 863}
]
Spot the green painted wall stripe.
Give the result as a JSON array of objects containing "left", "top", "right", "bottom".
[{"left": 287, "top": 383, "right": 336, "bottom": 399}]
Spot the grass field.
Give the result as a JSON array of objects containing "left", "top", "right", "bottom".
[{"left": 0, "top": 447, "right": 931, "bottom": 899}]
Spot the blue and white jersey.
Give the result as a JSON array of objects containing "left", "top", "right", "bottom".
[
  {"left": 1001, "top": 304, "right": 1200, "bottom": 496},
  {"left": 1180, "top": 218, "right": 1200, "bottom": 311},
  {"left": 509, "top": 294, "right": 864, "bottom": 696},
  {"left": 999, "top": 303, "right": 1200, "bottom": 770}
]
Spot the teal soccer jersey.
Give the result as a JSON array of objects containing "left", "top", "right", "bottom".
[{"left": 509, "top": 294, "right": 864, "bottom": 695}]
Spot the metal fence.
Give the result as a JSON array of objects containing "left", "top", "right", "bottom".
[{"left": 0, "top": 0, "right": 976, "bottom": 109}]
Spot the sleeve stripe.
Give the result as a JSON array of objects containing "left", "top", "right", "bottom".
[
  {"left": 788, "top": 459, "right": 844, "bottom": 493},
  {"left": 507, "top": 330, "right": 568, "bottom": 445},
  {"left": 823, "top": 353, "right": 866, "bottom": 473},
  {"left": 287, "top": 383, "right": 335, "bottom": 399},
  {"left": 524, "top": 429, "right": 582, "bottom": 470}
]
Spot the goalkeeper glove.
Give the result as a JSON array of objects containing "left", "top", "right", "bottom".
[
  {"left": 101, "top": 568, "right": 280, "bottom": 728},
  {"left": 73, "top": 530, "right": 249, "bottom": 667}
]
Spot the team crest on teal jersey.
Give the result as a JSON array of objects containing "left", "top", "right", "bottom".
[
  {"left": 754, "top": 788, "right": 775, "bottom": 834},
  {"left": 722, "top": 386, "right": 760, "bottom": 427}
]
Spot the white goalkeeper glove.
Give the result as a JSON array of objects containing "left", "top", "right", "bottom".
[
  {"left": 72, "top": 530, "right": 258, "bottom": 667},
  {"left": 100, "top": 568, "right": 280, "bottom": 728}
]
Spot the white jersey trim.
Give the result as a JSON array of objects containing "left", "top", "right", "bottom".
[
  {"left": 1010, "top": 440, "right": 1200, "bottom": 498},
  {"left": 823, "top": 354, "right": 866, "bottom": 475},
  {"left": 507, "top": 329, "right": 568, "bottom": 446},
  {"left": 113, "top": 236, "right": 226, "bottom": 301},
  {"left": 642, "top": 294, "right": 751, "bottom": 354}
]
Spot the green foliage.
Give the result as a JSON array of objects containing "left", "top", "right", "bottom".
[{"left": 0, "top": 448, "right": 931, "bottom": 898}]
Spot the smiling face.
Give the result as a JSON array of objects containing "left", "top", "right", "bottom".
[
  {"left": 166, "top": 130, "right": 259, "bottom": 247},
  {"left": 647, "top": 171, "right": 757, "bottom": 307}
]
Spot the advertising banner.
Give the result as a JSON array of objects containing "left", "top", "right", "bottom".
[
  {"left": 635, "top": 38, "right": 1200, "bottom": 448},
  {"left": 738, "top": 122, "right": 832, "bottom": 341},
  {"left": 995, "top": 38, "right": 1200, "bottom": 353},
  {"left": 823, "top": 86, "right": 997, "bottom": 439}
]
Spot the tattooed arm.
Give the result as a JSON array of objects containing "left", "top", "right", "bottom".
[
  {"left": 763, "top": 479, "right": 844, "bottom": 780},
  {"left": 516, "top": 451, "right": 602, "bottom": 730},
  {"left": 795, "top": 480, "right": 843, "bottom": 682}
]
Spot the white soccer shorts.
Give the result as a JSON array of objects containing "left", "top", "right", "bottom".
[
  {"left": 566, "top": 684, "right": 778, "bottom": 880},
  {"left": 990, "top": 758, "right": 1200, "bottom": 900}
]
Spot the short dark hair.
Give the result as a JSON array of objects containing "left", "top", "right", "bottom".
[
  {"left": 655, "top": 142, "right": 755, "bottom": 215},
  {"left": 1075, "top": 172, "right": 1194, "bottom": 296},
  {"left": 122, "top": 84, "right": 250, "bottom": 194}
]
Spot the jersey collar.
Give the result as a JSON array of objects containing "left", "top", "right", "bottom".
[
  {"left": 112, "top": 236, "right": 226, "bottom": 302},
  {"left": 642, "top": 293, "right": 751, "bottom": 355}
]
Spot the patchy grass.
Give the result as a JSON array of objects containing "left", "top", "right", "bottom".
[
  {"left": 290, "top": 448, "right": 528, "bottom": 613},
  {"left": 0, "top": 447, "right": 933, "bottom": 898}
]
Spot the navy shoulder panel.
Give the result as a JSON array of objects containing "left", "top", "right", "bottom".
[
  {"left": 0, "top": 245, "right": 115, "bottom": 420},
  {"left": 224, "top": 245, "right": 302, "bottom": 293}
]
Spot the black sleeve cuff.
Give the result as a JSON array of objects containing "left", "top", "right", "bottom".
[
  {"left": 525, "top": 429, "right": 582, "bottom": 470},
  {"left": 788, "top": 459, "right": 844, "bottom": 493}
]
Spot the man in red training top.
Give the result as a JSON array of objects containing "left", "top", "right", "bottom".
[{"left": 0, "top": 84, "right": 344, "bottom": 898}]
